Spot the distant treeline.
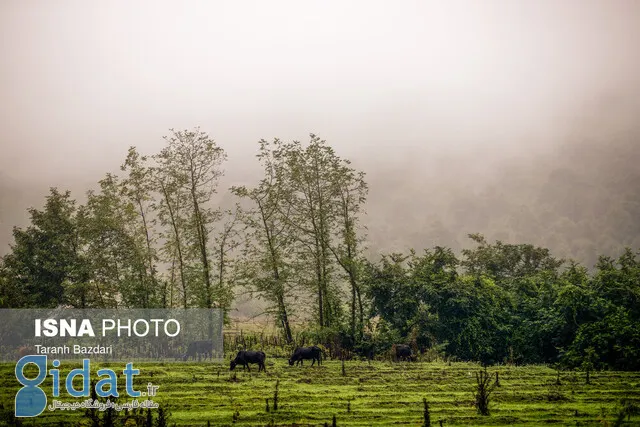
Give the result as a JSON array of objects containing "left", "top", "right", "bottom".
[
  {"left": 365, "top": 133, "right": 640, "bottom": 268},
  {"left": 359, "top": 236, "right": 639, "bottom": 371},
  {"left": 0, "top": 128, "right": 638, "bottom": 371}
]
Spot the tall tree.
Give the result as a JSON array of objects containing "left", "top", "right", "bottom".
[
  {"left": 328, "top": 156, "right": 368, "bottom": 341},
  {"left": 279, "top": 135, "right": 342, "bottom": 328},
  {"left": 156, "top": 128, "right": 227, "bottom": 308},
  {"left": 152, "top": 155, "right": 190, "bottom": 308},
  {"left": 79, "top": 174, "right": 148, "bottom": 308},
  {"left": 211, "top": 205, "right": 243, "bottom": 315},
  {"left": 232, "top": 139, "right": 296, "bottom": 342},
  {"left": 120, "top": 147, "right": 160, "bottom": 308},
  {"left": 1, "top": 188, "right": 82, "bottom": 307}
]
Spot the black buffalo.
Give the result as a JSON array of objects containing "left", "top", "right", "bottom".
[
  {"left": 230, "top": 350, "right": 266, "bottom": 372},
  {"left": 182, "top": 340, "right": 213, "bottom": 361},
  {"left": 289, "top": 346, "right": 322, "bottom": 366},
  {"left": 393, "top": 344, "right": 416, "bottom": 362}
]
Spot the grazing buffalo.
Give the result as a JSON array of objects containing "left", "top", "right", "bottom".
[
  {"left": 289, "top": 346, "right": 322, "bottom": 366},
  {"left": 393, "top": 344, "right": 416, "bottom": 362},
  {"left": 230, "top": 350, "right": 266, "bottom": 372},
  {"left": 182, "top": 340, "right": 213, "bottom": 361}
]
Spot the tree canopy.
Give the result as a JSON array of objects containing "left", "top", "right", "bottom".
[{"left": 1, "top": 129, "right": 638, "bottom": 371}]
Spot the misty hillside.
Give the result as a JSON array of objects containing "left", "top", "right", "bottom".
[{"left": 364, "top": 120, "right": 640, "bottom": 267}]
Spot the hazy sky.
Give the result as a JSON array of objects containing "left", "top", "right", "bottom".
[{"left": 1, "top": 0, "right": 640, "bottom": 188}]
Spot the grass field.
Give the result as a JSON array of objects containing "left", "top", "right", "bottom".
[{"left": 1, "top": 358, "right": 640, "bottom": 426}]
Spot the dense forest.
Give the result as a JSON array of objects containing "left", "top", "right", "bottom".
[{"left": 0, "top": 128, "right": 638, "bottom": 372}]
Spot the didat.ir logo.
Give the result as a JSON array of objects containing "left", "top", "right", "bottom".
[{"left": 15, "top": 355, "right": 155, "bottom": 417}]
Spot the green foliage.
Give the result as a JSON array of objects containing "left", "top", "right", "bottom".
[
  {"left": 232, "top": 135, "right": 368, "bottom": 337},
  {"left": 155, "top": 128, "right": 229, "bottom": 309},
  {"left": 230, "top": 138, "right": 298, "bottom": 342},
  {"left": 0, "top": 188, "right": 83, "bottom": 307},
  {"left": 363, "top": 235, "right": 640, "bottom": 370},
  {"left": 120, "top": 146, "right": 163, "bottom": 308},
  {"left": 556, "top": 250, "right": 640, "bottom": 371},
  {"left": 0, "top": 130, "right": 638, "bottom": 372},
  {"left": 363, "top": 245, "right": 512, "bottom": 365},
  {"left": 80, "top": 174, "right": 155, "bottom": 308}
]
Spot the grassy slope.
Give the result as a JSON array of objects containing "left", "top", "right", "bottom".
[{"left": 1, "top": 360, "right": 639, "bottom": 426}]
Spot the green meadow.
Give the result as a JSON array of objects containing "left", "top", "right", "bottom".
[{"left": 1, "top": 359, "right": 639, "bottom": 426}]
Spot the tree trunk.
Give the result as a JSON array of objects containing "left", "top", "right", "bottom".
[
  {"left": 192, "top": 195, "right": 212, "bottom": 308},
  {"left": 315, "top": 248, "right": 324, "bottom": 328},
  {"left": 137, "top": 199, "right": 157, "bottom": 308},
  {"left": 258, "top": 199, "right": 294, "bottom": 343},
  {"left": 218, "top": 236, "right": 226, "bottom": 310},
  {"left": 350, "top": 274, "right": 356, "bottom": 341},
  {"left": 159, "top": 181, "right": 188, "bottom": 308},
  {"left": 277, "top": 293, "right": 293, "bottom": 343}
]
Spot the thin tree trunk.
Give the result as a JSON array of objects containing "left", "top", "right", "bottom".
[
  {"left": 315, "top": 239, "right": 324, "bottom": 328},
  {"left": 137, "top": 199, "right": 156, "bottom": 307},
  {"left": 192, "top": 194, "right": 212, "bottom": 308},
  {"left": 258, "top": 200, "right": 293, "bottom": 343},
  {"left": 168, "top": 251, "right": 176, "bottom": 308},
  {"left": 112, "top": 257, "right": 121, "bottom": 309},
  {"left": 350, "top": 275, "right": 356, "bottom": 340},
  {"left": 218, "top": 235, "right": 226, "bottom": 309},
  {"left": 356, "top": 285, "right": 364, "bottom": 336},
  {"left": 159, "top": 181, "right": 188, "bottom": 308},
  {"left": 277, "top": 293, "right": 293, "bottom": 343}
]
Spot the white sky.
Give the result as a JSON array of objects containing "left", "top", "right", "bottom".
[{"left": 1, "top": 0, "right": 639, "bottom": 186}]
